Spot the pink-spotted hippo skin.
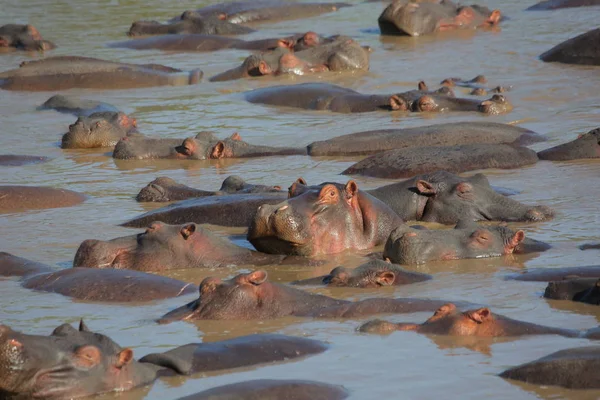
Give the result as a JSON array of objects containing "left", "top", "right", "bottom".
[
  {"left": 342, "top": 144, "right": 538, "bottom": 179},
  {"left": 287, "top": 171, "right": 554, "bottom": 224},
  {"left": 178, "top": 380, "right": 349, "bottom": 400},
  {"left": 0, "top": 24, "right": 55, "bottom": 51},
  {"left": 247, "top": 180, "right": 403, "bottom": 257},
  {"left": 383, "top": 222, "right": 549, "bottom": 265},
  {"left": 538, "top": 127, "right": 600, "bottom": 160},
  {"left": 540, "top": 28, "right": 600, "bottom": 66},
  {"left": 210, "top": 34, "right": 370, "bottom": 81},
  {"left": 291, "top": 259, "right": 432, "bottom": 288},
  {"left": 0, "top": 252, "right": 197, "bottom": 302},
  {"left": 0, "top": 185, "right": 86, "bottom": 214},
  {"left": 527, "top": 0, "right": 600, "bottom": 10},
  {"left": 0, "top": 155, "right": 49, "bottom": 166},
  {"left": 136, "top": 175, "right": 283, "bottom": 202},
  {"left": 74, "top": 222, "right": 319, "bottom": 272},
  {"left": 39, "top": 94, "right": 120, "bottom": 117},
  {"left": 378, "top": 1, "right": 501, "bottom": 37},
  {"left": 506, "top": 265, "right": 600, "bottom": 282},
  {"left": 359, "top": 303, "right": 580, "bottom": 337},
  {"left": 62, "top": 112, "right": 138, "bottom": 149},
  {"left": 0, "top": 56, "right": 202, "bottom": 91},
  {"left": 112, "top": 131, "right": 306, "bottom": 160},
  {"left": 158, "top": 270, "right": 464, "bottom": 323},
  {"left": 500, "top": 346, "right": 600, "bottom": 389},
  {"left": 544, "top": 277, "right": 600, "bottom": 305}
]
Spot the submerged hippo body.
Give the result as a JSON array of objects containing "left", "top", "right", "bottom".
[
  {"left": 359, "top": 303, "right": 579, "bottom": 337},
  {"left": 527, "top": 0, "right": 600, "bottom": 10},
  {"left": 113, "top": 131, "right": 306, "bottom": 160},
  {"left": 0, "top": 252, "right": 197, "bottom": 302},
  {"left": 0, "top": 185, "right": 86, "bottom": 213},
  {"left": 62, "top": 112, "right": 138, "bottom": 149},
  {"left": 159, "top": 270, "right": 460, "bottom": 323},
  {"left": 128, "top": 15, "right": 254, "bottom": 37},
  {"left": 137, "top": 175, "right": 282, "bottom": 202},
  {"left": 540, "top": 28, "right": 600, "bottom": 66},
  {"left": 544, "top": 278, "right": 600, "bottom": 305},
  {"left": 39, "top": 94, "right": 120, "bottom": 117},
  {"left": 0, "top": 155, "right": 49, "bottom": 166},
  {"left": 0, "top": 56, "right": 202, "bottom": 91},
  {"left": 378, "top": 1, "right": 501, "bottom": 37},
  {"left": 342, "top": 144, "right": 538, "bottom": 179},
  {"left": 500, "top": 346, "right": 600, "bottom": 389},
  {"left": 538, "top": 127, "right": 600, "bottom": 160},
  {"left": 291, "top": 259, "right": 432, "bottom": 287},
  {"left": 248, "top": 180, "right": 403, "bottom": 256},
  {"left": 506, "top": 265, "right": 600, "bottom": 281},
  {"left": 307, "top": 122, "right": 544, "bottom": 156},
  {"left": 179, "top": 380, "right": 349, "bottom": 400},
  {"left": 0, "top": 24, "right": 55, "bottom": 51}
]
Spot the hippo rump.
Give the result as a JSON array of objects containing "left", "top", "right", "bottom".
[
  {"left": 359, "top": 303, "right": 579, "bottom": 337},
  {"left": 382, "top": 223, "right": 549, "bottom": 265},
  {"left": 544, "top": 277, "right": 600, "bottom": 305},
  {"left": 378, "top": 1, "right": 501, "bottom": 37},
  {"left": 178, "top": 380, "right": 349, "bottom": 400},
  {"left": 538, "top": 127, "right": 600, "bottom": 160},
  {"left": 158, "top": 270, "right": 464, "bottom": 323},
  {"left": 112, "top": 131, "right": 306, "bottom": 160},
  {"left": 500, "top": 346, "right": 600, "bottom": 389},
  {"left": 136, "top": 175, "right": 282, "bottom": 202},
  {"left": 0, "top": 185, "right": 86, "bottom": 213},
  {"left": 73, "top": 221, "right": 320, "bottom": 272},
  {"left": 0, "top": 56, "right": 202, "bottom": 91},
  {"left": 307, "top": 122, "right": 545, "bottom": 156},
  {"left": 0, "top": 252, "right": 197, "bottom": 302},
  {"left": 527, "top": 0, "right": 600, "bottom": 10},
  {"left": 0, "top": 24, "right": 55, "bottom": 51},
  {"left": 210, "top": 34, "right": 370, "bottom": 81},
  {"left": 342, "top": 144, "right": 538, "bottom": 179},
  {"left": 505, "top": 265, "right": 600, "bottom": 281},
  {"left": 247, "top": 180, "right": 403, "bottom": 256},
  {"left": 38, "top": 94, "right": 120, "bottom": 117},
  {"left": 62, "top": 112, "right": 138, "bottom": 149},
  {"left": 0, "top": 321, "right": 328, "bottom": 399},
  {"left": 540, "top": 28, "right": 600, "bottom": 66},
  {"left": 0, "top": 155, "right": 49, "bottom": 166},
  {"left": 291, "top": 259, "right": 432, "bottom": 287}
]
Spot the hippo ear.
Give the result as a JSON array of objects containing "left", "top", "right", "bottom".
[
  {"left": 296, "top": 177, "right": 307, "bottom": 185},
  {"left": 389, "top": 95, "right": 407, "bottom": 111},
  {"left": 277, "top": 39, "right": 294, "bottom": 49},
  {"left": 467, "top": 307, "right": 491, "bottom": 323},
  {"left": 230, "top": 132, "right": 242, "bottom": 141},
  {"left": 433, "top": 303, "right": 456, "bottom": 317},
  {"left": 375, "top": 271, "right": 395, "bottom": 286},
  {"left": 247, "top": 270, "right": 268, "bottom": 285},
  {"left": 217, "top": 13, "right": 227, "bottom": 20},
  {"left": 116, "top": 348, "right": 134, "bottom": 368},
  {"left": 418, "top": 81, "right": 428, "bottom": 91},
  {"left": 180, "top": 224, "right": 196, "bottom": 240},
  {"left": 79, "top": 320, "right": 91, "bottom": 332},
  {"left": 210, "top": 141, "right": 225, "bottom": 159},
  {"left": 345, "top": 180, "right": 359, "bottom": 200},
  {"left": 74, "top": 345, "right": 101, "bottom": 369},
  {"left": 415, "top": 180, "right": 436, "bottom": 195},
  {"left": 508, "top": 230, "right": 525, "bottom": 249},
  {"left": 258, "top": 61, "right": 272, "bottom": 76},
  {"left": 487, "top": 10, "right": 501, "bottom": 25}
]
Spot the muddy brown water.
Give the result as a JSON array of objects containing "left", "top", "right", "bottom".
[{"left": 1, "top": 0, "right": 600, "bottom": 399}]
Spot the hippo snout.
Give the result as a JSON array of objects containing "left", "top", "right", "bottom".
[{"left": 525, "top": 206, "right": 555, "bottom": 222}]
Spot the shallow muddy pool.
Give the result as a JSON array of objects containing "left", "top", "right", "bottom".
[{"left": 1, "top": 0, "right": 600, "bottom": 399}]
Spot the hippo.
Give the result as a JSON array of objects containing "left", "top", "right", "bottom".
[
  {"left": 342, "top": 144, "right": 538, "bottom": 179},
  {"left": 0, "top": 252, "right": 197, "bottom": 302},
  {"left": 538, "top": 127, "right": 600, "bottom": 160},
  {"left": 500, "top": 346, "right": 600, "bottom": 389},
  {"left": 247, "top": 180, "right": 403, "bottom": 256},
  {"left": 112, "top": 131, "right": 306, "bottom": 160},
  {"left": 0, "top": 24, "right": 55, "bottom": 51},
  {"left": 129, "top": 13, "right": 255, "bottom": 37},
  {"left": 307, "top": 122, "right": 544, "bottom": 156},
  {"left": 0, "top": 155, "right": 49, "bottom": 166},
  {"left": 73, "top": 221, "right": 320, "bottom": 272},
  {"left": 359, "top": 303, "right": 579, "bottom": 337},
  {"left": 0, "top": 321, "right": 328, "bottom": 399},
  {"left": 137, "top": 175, "right": 283, "bottom": 202},
  {"left": 378, "top": 1, "right": 501, "bottom": 37},
  {"left": 506, "top": 265, "right": 600, "bottom": 281},
  {"left": 170, "top": 1, "right": 352, "bottom": 25},
  {"left": 38, "top": 94, "right": 120, "bottom": 117},
  {"left": 540, "top": 28, "right": 600, "bottom": 66},
  {"left": 544, "top": 278, "right": 600, "bottom": 305},
  {"left": 526, "top": 0, "right": 600, "bottom": 10},
  {"left": 0, "top": 56, "right": 202, "bottom": 91},
  {"left": 62, "top": 112, "right": 138, "bottom": 149},
  {"left": 210, "top": 35, "right": 370, "bottom": 81},
  {"left": 178, "top": 380, "right": 349, "bottom": 400},
  {"left": 159, "top": 270, "right": 464, "bottom": 322},
  {"left": 0, "top": 185, "right": 86, "bottom": 213},
  {"left": 382, "top": 223, "right": 546, "bottom": 265},
  {"left": 439, "top": 75, "right": 511, "bottom": 96},
  {"left": 291, "top": 259, "right": 432, "bottom": 287},
  {"left": 580, "top": 243, "right": 600, "bottom": 250}
]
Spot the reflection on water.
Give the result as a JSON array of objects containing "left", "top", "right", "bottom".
[{"left": 1, "top": 0, "right": 600, "bottom": 398}]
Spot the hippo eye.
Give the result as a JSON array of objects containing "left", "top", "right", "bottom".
[
  {"left": 329, "top": 190, "right": 336, "bottom": 197},
  {"left": 479, "top": 234, "right": 489, "bottom": 241}
]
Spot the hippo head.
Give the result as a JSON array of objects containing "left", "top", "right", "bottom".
[
  {"left": 127, "top": 20, "right": 163, "bottom": 36},
  {"left": 477, "top": 94, "right": 512, "bottom": 115},
  {"left": 218, "top": 175, "right": 282, "bottom": 194},
  {"left": 378, "top": 2, "right": 450, "bottom": 37},
  {"left": 158, "top": 270, "right": 273, "bottom": 322},
  {"left": 174, "top": 132, "right": 244, "bottom": 159},
  {"left": 62, "top": 112, "right": 137, "bottom": 149},
  {"left": 0, "top": 322, "right": 156, "bottom": 399},
  {"left": 323, "top": 261, "right": 396, "bottom": 288},
  {"left": 394, "top": 303, "right": 494, "bottom": 336},
  {"left": 538, "top": 128, "right": 600, "bottom": 161}
]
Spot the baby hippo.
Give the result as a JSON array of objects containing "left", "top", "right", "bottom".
[
  {"left": 359, "top": 303, "right": 579, "bottom": 337},
  {"left": 291, "top": 259, "right": 432, "bottom": 288}
]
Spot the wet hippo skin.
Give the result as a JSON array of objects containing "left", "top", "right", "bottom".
[
  {"left": 526, "top": 0, "right": 600, "bottom": 10},
  {"left": 0, "top": 185, "right": 86, "bottom": 213},
  {"left": 38, "top": 94, "right": 121, "bottom": 117},
  {"left": 544, "top": 278, "right": 600, "bottom": 305},
  {"left": 62, "top": 112, "right": 138, "bottom": 149},
  {"left": 505, "top": 265, "right": 600, "bottom": 281},
  {"left": 0, "top": 155, "right": 50, "bottom": 166},
  {"left": 540, "top": 28, "right": 600, "bottom": 66},
  {"left": 0, "top": 24, "right": 55, "bottom": 51}
]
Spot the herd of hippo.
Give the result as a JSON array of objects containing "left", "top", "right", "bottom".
[{"left": 2, "top": 0, "right": 600, "bottom": 398}]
